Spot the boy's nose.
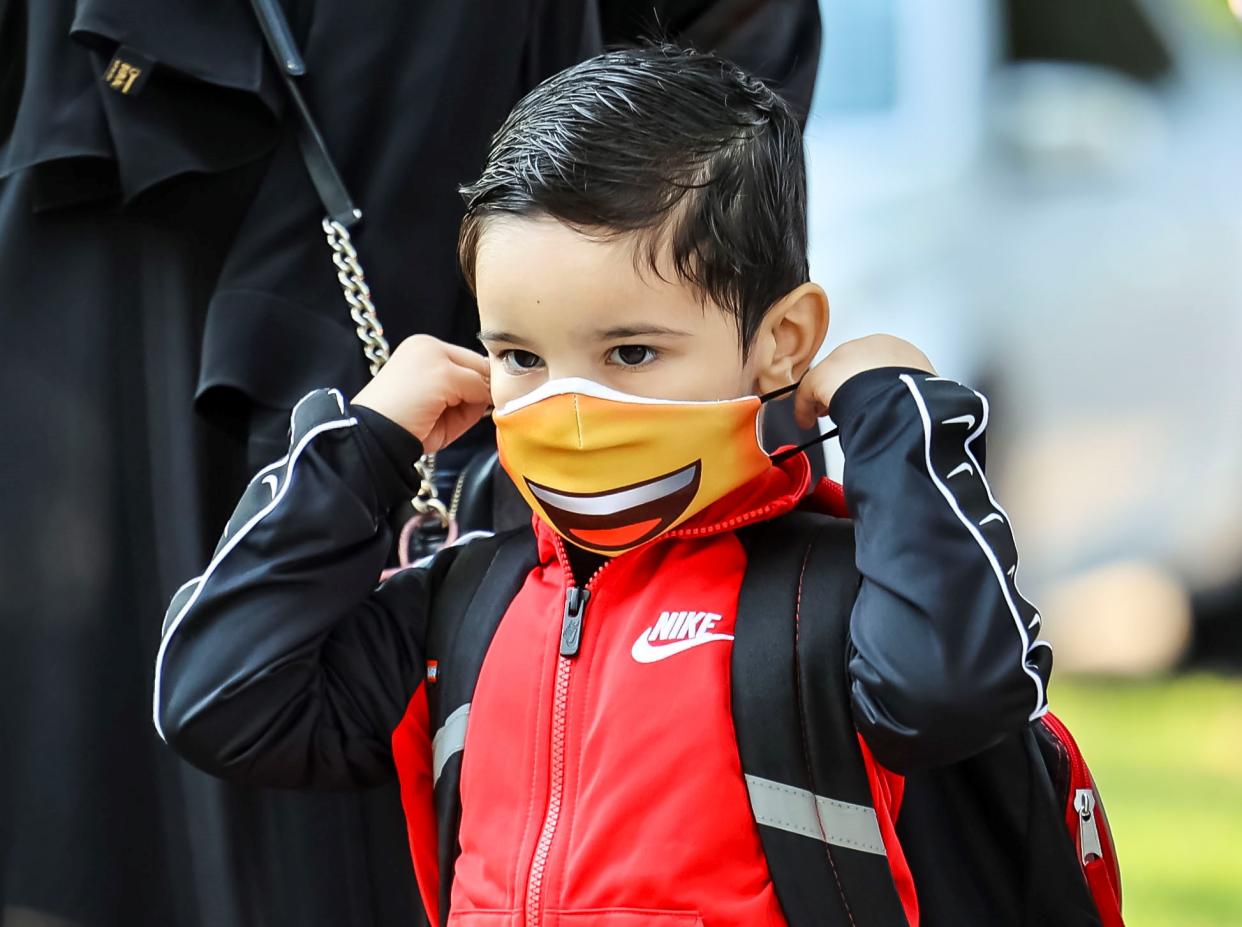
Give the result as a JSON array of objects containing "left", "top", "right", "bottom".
[{"left": 543, "top": 365, "right": 598, "bottom": 383}]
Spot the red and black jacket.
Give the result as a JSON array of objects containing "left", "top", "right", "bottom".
[{"left": 154, "top": 369, "right": 1062, "bottom": 926}]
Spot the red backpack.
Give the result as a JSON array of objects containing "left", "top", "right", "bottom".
[
  {"left": 424, "top": 470, "right": 1126, "bottom": 926},
  {"left": 737, "top": 502, "right": 1126, "bottom": 926}
]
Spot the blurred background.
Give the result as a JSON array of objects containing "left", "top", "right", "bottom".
[
  {"left": 1, "top": 1, "right": 1239, "bottom": 926},
  {"left": 810, "top": 1, "right": 1242, "bottom": 924}
]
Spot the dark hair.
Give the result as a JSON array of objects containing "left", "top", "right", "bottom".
[{"left": 458, "top": 43, "right": 808, "bottom": 353}]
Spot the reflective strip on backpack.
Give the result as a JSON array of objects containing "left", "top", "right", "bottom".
[
  {"left": 432, "top": 702, "right": 470, "bottom": 785},
  {"left": 746, "top": 774, "right": 887, "bottom": 856}
]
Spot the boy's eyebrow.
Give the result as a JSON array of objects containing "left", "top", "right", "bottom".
[
  {"left": 477, "top": 330, "right": 528, "bottom": 345},
  {"left": 479, "top": 324, "right": 693, "bottom": 344},
  {"left": 594, "top": 324, "right": 692, "bottom": 340}
]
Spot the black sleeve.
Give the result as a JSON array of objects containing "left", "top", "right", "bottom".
[
  {"left": 600, "top": 0, "right": 822, "bottom": 121},
  {"left": 153, "top": 388, "right": 455, "bottom": 789},
  {"left": 832, "top": 368, "right": 1054, "bottom": 773}
]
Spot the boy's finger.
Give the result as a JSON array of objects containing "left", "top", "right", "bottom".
[
  {"left": 441, "top": 343, "right": 491, "bottom": 377},
  {"left": 792, "top": 381, "right": 829, "bottom": 429},
  {"left": 423, "top": 399, "right": 492, "bottom": 453},
  {"left": 441, "top": 363, "right": 493, "bottom": 407},
  {"left": 439, "top": 402, "right": 490, "bottom": 444}
]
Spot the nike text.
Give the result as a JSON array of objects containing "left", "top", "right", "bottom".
[{"left": 632, "top": 611, "right": 733, "bottom": 663}]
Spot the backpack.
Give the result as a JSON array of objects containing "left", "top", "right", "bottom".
[
  {"left": 421, "top": 490, "right": 1123, "bottom": 926},
  {"left": 737, "top": 508, "right": 1124, "bottom": 927}
]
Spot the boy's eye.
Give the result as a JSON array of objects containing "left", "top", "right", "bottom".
[
  {"left": 608, "top": 345, "right": 657, "bottom": 367},
  {"left": 499, "top": 349, "right": 544, "bottom": 372}
]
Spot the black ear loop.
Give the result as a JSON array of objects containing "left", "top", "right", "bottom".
[{"left": 758, "top": 381, "right": 840, "bottom": 464}]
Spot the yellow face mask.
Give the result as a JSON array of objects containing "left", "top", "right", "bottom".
[{"left": 493, "top": 378, "right": 778, "bottom": 556}]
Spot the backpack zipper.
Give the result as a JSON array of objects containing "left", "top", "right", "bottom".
[
  {"left": 524, "top": 539, "right": 608, "bottom": 927},
  {"left": 1041, "top": 712, "right": 1121, "bottom": 900},
  {"left": 1040, "top": 713, "right": 1090, "bottom": 800},
  {"left": 1074, "top": 789, "right": 1104, "bottom": 865}
]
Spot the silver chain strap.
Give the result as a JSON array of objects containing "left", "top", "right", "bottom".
[
  {"left": 322, "top": 218, "right": 450, "bottom": 528},
  {"left": 323, "top": 218, "right": 391, "bottom": 375}
]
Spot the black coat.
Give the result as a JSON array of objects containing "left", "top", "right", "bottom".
[{"left": 3, "top": 0, "right": 821, "bottom": 468}]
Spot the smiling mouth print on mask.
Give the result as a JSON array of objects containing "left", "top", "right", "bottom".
[
  {"left": 524, "top": 459, "right": 703, "bottom": 552},
  {"left": 493, "top": 378, "right": 788, "bottom": 557}
]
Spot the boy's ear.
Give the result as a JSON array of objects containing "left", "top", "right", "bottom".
[{"left": 751, "top": 283, "right": 829, "bottom": 394}]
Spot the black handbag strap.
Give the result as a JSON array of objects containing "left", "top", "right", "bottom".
[
  {"left": 247, "top": 0, "right": 361, "bottom": 227},
  {"left": 246, "top": 0, "right": 456, "bottom": 523}
]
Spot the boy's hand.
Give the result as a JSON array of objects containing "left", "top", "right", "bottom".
[
  {"left": 793, "top": 334, "right": 935, "bottom": 428},
  {"left": 352, "top": 335, "right": 492, "bottom": 452}
]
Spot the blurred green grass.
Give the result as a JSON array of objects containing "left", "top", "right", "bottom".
[{"left": 1051, "top": 674, "right": 1242, "bottom": 927}]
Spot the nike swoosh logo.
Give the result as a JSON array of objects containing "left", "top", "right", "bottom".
[
  {"left": 941, "top": 414, "right": 977, "bottom": 428},
  {"left": 631, "top": 631, "right": 735, "bottom": 664}
]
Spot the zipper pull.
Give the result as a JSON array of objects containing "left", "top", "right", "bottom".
[
  {"left": 560, "top": 586, "right": 591, "bottom": 657},
  {"left": 1074, "top": 788, "right": 1103, "bottom": 864}
]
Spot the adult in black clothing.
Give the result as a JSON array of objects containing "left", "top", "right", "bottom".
[
  {"left": 194, "top": 0, "right": 824, "bottom": 476},
  {"left": 0, "top": 1, "right": 820, "bottom": 924}
]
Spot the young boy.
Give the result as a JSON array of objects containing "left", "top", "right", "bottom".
[{"left": 154, "top": 45, "right": 1052, "bottom": 927}]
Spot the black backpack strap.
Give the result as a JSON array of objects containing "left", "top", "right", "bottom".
[
  {"left": 422, "top": 528, "right": 540, "bottom": 926},
  {"left": 735, "top": 512, "right": 909, "bottom": 926},
  {"left": 449, "top": 450, "right": 499, "bottom": 537}
]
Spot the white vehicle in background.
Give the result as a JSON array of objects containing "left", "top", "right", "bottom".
[{"left": 808, "top": 0, "right": 1242, "bottom": 671}]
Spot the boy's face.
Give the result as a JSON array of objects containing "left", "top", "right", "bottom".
[{"left": 475, "top": 217, "right": 764, "bottom": 411}]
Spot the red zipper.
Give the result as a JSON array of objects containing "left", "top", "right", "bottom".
[
  {"left": 667, "top": 499, "right": 787, "bottom": 540},
  {"left": 520, "top": 465, "right": 806, "bottom": 926},
  {"left": 523, "top": 537, "right": 609, "bottom": 927},
  {"left": 665, "top": 452, "right": 811, "bottom": 541},
  {"left": 1040, "top": 712, "right": 1089, "bottom": 791},
  {"left": 1040, "top": 712, "right": 1124, "bottom": 923}
]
